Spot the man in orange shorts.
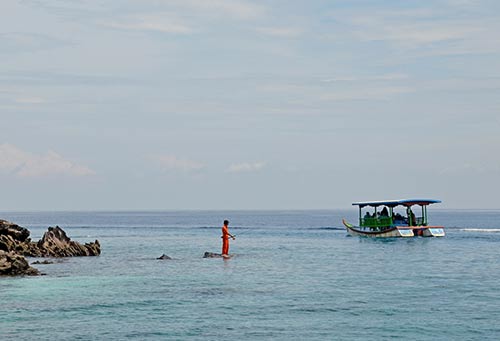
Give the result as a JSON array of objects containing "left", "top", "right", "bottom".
[{"left": 221, "top": 219, "right": 235, "bottom": 256}]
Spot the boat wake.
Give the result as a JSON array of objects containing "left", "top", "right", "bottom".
[{"left": 459, "top": 228, "right": 500, "bottom": 233}]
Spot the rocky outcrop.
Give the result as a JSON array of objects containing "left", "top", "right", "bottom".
[
  {"left": 0, "top": 220, "right": 31, "bottom": 243},
  {"left": 157, "top": 254, "right": 172, "bottom": 260},
  {"left": 0, "top": 250, "right": 40, "bottom": 276},
  {"left": 0, "top": 220, "right": 35, "bottom": 254},
  {"left": 0, "top": 220, "right": 101, "bottom": 276},
  {"left": 33, "top": 226, "right": 100, "bottom": 257},
  {"left": 0, "top": 222, "right": 100, "bottom": 258}
]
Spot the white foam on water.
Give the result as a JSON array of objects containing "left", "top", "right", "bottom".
[{"left": 460, "top": 228, "right": 500, "bottom": 232}]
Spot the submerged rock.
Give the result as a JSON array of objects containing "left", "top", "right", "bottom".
[
  {"left": 157, "top": 254, "right": 172, "bottom": 260},
  {"left": 203, "top": 252, "right": 232, "bottom": 258},
  {"left": 31, "top": 260, "right": 54, "bottom": 265},
  {"left": 0, "top": 250, "right": 40, "bottom": 276}
]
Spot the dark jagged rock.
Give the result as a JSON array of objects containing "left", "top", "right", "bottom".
[
  {"left": 31, "top": 260, "right": 54, "bottom": 265},
  {"left": 203, "top": 252, "right": 232, "bottom": 258},
  {"left": 0, "top": 220, "right": 30, "bottom": 243},
  {"left": 0, "top": 234, "right": 16, "bottom": 252},
  {"left": 203, "top": 252, "right": 220, "bottom": 258},
  {"left": 0, "top": 220, "right": 100, "bottom": 258},
  {"left": 0, "top": 220, "right": 101, "bottom": 276},
  {"left": 157, "top": 254, "right": 172, "bottom": 260},
  {"left": 0, "top": 250, "right": 40, "bottom": 276},
  {"left": 33, "top": 226, "right": 101, "bottom": 257},
  {"left": 0, "top": 220, "right": 33, "bottom": 254}
]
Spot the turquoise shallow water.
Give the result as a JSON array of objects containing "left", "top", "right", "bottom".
[{"left": 1, "top": 210, "right": 500, "bottom": 340}]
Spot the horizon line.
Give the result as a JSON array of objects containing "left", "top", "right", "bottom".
[{"left": 2, "top": 207, "right": 500, "bottom": 213}]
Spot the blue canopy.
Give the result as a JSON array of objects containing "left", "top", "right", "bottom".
[{"left": 352, "top": 199, "right": 441, "bottom": 208}]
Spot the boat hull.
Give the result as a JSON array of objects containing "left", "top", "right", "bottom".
[
  {"left": 422, "top": 227, "right": 445, "bottom": 237},
  {"left": 342, "top": 219, "right": 445, "bottom": 238}
]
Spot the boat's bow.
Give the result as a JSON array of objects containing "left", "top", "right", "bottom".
[
  {"left": 342, "top": 219, "right": 413, "bottom": 237},
  {"left": 342, "top": 218, "right": 353, "bottom": 229}
]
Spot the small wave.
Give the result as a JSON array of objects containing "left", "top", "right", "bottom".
[
  {"left": 460, "top": 228, "right": 500, "bottom": 233},
  {"left": 197, "top": 226, "right": 247, "bottom": 230},
  {"left": 316, "top": 227, "right": 345, "bottom": 231}
]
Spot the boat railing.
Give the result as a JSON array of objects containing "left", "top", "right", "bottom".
[
  {"left": 361, "top": 216, "right": 426, "bottom": 227},
  {"left": 361, "top": 216, "right": 392, "bottom": 227}
]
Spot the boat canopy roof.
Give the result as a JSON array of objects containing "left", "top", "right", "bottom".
[{"left": 352, "top": 199, "right": 441, "bottom": 208}]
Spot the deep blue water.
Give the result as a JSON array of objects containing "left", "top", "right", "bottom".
[{"left": 1, "top": 210, "right": 500, "bottom": 340}]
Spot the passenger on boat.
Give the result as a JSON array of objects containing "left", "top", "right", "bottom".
[
  {"left": 364, "top": 212, "right": 371, "bottom": 219},
  {"left": 380, "top": 207, "right": 389, "bottom": 216},
  {"left": 408, "top": 209, "right": 416, "bottom": 226},
  {"left": 393, "top": 213, "right": 404, "bottom": 222}
]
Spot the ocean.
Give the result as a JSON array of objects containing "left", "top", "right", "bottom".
[{"left": 1, "top": 210, "right": 499, "bottom": 340}]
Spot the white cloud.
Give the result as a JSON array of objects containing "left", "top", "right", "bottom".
[
  {"left": 102, "top": 0, "right": 264, "bottom": 34},
  {"left": 21, "top": 0, "right": 106, "bottom": 12},
  {"left": 0, "top": 32, "right": 68, "bottom": 54},
  {"left": 106, "top": 14, "right": 193, "bottom": 34},
  {"left": 227, "top": 161, "right": 266, "bottom": 173},
  {"left": 348, "top": 16, "right": 478, "bottom": 46},
  {"left": 256, "top": 27, "right": 303, "bottom": 38},
  {"left": 14, "top": 97, "right": 46, "bottom": 104},
  {"left": 178, "top": 0, "right": 265, "bottom": 19},
  {"left": 321, "top": 73, "right": 409, "bottom": 83},
  {"left": 329, "top": 7, "right": 495, "bottom": 54},
  {"left": 439, "top": 163, "right": 500, "bottom": 175},
  {"left": 361, "top": 23, "right": 478, "bottom": 44},
  {"left": 23, "top": 0, "right": 264, "bottom": 20},
  {"left": 0, "top": 144, "right": 95, "bottom": 178},
  {"left": 320, "top": 86, "right": 415, "bottom": 101},
  {"left": 155, "top": 155, "right": 205, "bottom": 172},
  {"left": 444, "top": 0, "right": 480, "bottom": 7},
  {"left": 259, "top": 79, "right": 414, "bottom": 102}
]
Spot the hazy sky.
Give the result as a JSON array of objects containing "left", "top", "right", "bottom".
[{"left": 1, "top": 0, "right": 499, "bottom": 210}]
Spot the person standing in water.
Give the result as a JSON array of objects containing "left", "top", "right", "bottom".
[{"left": 221, "top": 219, "right": 235, "bottom": 256}]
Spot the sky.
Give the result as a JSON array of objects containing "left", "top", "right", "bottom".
[{"left": 1, "top": 0, "right": 499, "bottom": 210}]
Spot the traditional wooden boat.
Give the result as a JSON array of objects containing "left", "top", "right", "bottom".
[{"left": 343, "top": 199, "right": 444, "bottom": 238}]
